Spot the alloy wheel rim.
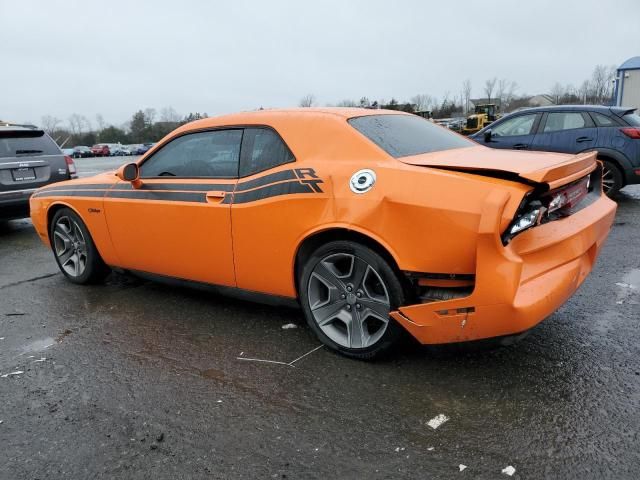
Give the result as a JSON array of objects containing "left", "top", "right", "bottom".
[
  {"left": 602, "top": 166, "right": 614, "bottom": 194},
  {"left": 307, "top": 253, "right": 390, "bottom": 349},
  {"left": 53, "top": 216, "right": 87, "bottom": 277}
]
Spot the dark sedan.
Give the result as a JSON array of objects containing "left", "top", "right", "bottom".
[
  {"left": 471, "top": 105, "right": 640, "bottom": 196},
  {"left": 72, "top": 146, "right": 93, "bottom": 158}
]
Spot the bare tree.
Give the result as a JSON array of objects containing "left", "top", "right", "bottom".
[
  {"left": 160, "top": 106, "right": 181, "bottom": 123},
  {"left": 410, "top": 94, "right": 435, "bottom": 112},
  {"left": 144, "top": 108, "right": 157, "bottom": 126},
  {"left": 335, "top": 99, "right": 357, "bottom": 107},
  {"left": 603, "top": 65, "right": 617, "bottom": 102},
  {"left": 461, "top": 79, "right": 472, "bottom": 114},
  {"left": 299, "top": 94, "right": 316, "bottom": 108},
  {"left": 68, "top": 114, "right": 91, "bottom": 137},
  {"left": 550, "top": 82, "right": 565, "bottom": 104},
  {"left": 95, "top": 114, "right": 105, "bottom": 132},
  {"left": 484, "top": 77, "right": 497, "bottom": 103},
  {"left": 68, "top": 114, "right": 84, "bottom": 137},
  {"left": 590, "top": 65, "right": 614, "bottom": 104},
  {"left": 41, "top": 115, "right": 61, "bottom": 135},
  {"left": 578, "top": 80, "right": 590, "bottom": 104},
  {"left": 496, "top": 79, "right": 518, "bottom": 110}
]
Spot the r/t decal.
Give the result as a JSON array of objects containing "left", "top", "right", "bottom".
[{"left": 295, "top": 168, "right": 324, "bottom": 193}]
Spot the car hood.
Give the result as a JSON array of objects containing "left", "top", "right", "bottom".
[{"left": 399, "top": 146, "right": 597, "bottom": 186}]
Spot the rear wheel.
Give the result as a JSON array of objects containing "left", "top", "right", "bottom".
[
  {"left": 299, "top": 241, "right": 405, "bottom": 360},
  {"left": 50, "top": 208, "right": 109, "bottom": 284},
  {"left": 601, "top": 160, "right": 623, "bottom": 197}
]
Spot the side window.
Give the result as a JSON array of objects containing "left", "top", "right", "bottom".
[
  {"left": 139, "top": 130, "right": 242, "bottom": 178},
  {"left": 492, "top": 114, "right": 537, "bottom": 137},
  {"left": 591, "top": 112, "right": 616, "bottom": 127},
  {"left": 239, "top": 128, "right": 294, "bottom": 177},
  {"left": 543, "top": 112, "right": 586, "bottom": 132}
]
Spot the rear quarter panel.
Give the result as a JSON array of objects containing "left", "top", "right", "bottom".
[{"left": 331, "top": 161, "right": 530, "bottom": 275}]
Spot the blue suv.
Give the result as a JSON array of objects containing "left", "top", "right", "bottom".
[{"left": 471, "top": 105, "right": 640, "bottom": 196}]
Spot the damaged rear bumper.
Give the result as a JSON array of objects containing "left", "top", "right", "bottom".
[{"left": 390, "top": 189, "right": 617, "bottom": 345}]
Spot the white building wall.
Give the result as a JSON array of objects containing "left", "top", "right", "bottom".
[{"left": 621, "top": 69, "right": 640, "bottom": 111}]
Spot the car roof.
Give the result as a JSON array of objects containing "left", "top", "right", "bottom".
[
  {"left": 505, "top": 105, "right": 628, "bottom": 115},
  {"left": 0, "top": 123, "right": 42, "bottom": 133},
  {"left": 185, "top": 107, "right": 408, "bottom": 130}
]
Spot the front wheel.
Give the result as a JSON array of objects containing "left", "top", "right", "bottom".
[
  {"left": 50, "top": 208, "right": 110, "bottom": 284},
  {"left": 299, "top": 241, "right": 406, "bottom": 360}
]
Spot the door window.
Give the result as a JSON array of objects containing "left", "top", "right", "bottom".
[
  {"left": 139, "top": 130, "right": 242, "bottom": 178},
  {"left": 543, "top": 112, "right": 586, "bottom": 132},
  {"left": 239, "top": 128, "right": 294, "bottom": 176},
  {"left": 491, "top": 114, "right": 537, "bottom": 137}
]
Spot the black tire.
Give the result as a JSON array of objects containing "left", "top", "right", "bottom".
[
  {"left": 299, "top": 240, "right": 405, "bottom": 360},
  {"left": 49, "top": 207, "right": 110, "bottom": 284},
  {"left": 601, "top": 160, "right": 624, "bottom": 197}
]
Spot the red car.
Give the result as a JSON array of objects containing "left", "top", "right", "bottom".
[{"left": 91, "top": 144, "right": 110, "bottom": 157}]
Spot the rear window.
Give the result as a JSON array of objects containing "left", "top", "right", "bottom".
[
  {"left": 348, "top": 114, "right": 473, "bottom": 158},
  {"left": 591, "top": 112, "right": 617, "bottom": 127},
  {"left": 0, "top": 130, "right": 60, "bottom": 158},
  {"left": 623, "top": 112, "right": 640, "bottom": 126}
]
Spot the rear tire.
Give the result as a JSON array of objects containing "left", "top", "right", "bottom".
[
  {"left": 601, "top": 160, "right": 623, "bottom": 197},
  {"left": 50, "top": 208, "right": 110, "bottom": 284},
  {"left": 299, "top": 240, "right": 405, "bottom": 360}
]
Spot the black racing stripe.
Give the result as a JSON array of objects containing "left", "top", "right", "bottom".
[
  {"left": 236, "top": 170, "right": 297, "bottom": 192},
  {"left": 113, "top": 182, "right": 235, "bottom": 192},
  {"left": 106, "top": 190, "right": 207, "bottom": 203},
  {"left": 109, "top": 170, "right": 296, "bottom": 194},
  {"left": 37, "top": 183, "right": 113, "bottom": 192},
  {"left": 32, "top": 190, "right": 107, "bottom": 199},
  {"left": 226, "top": 180, "right": 314, "bottom": 204}
]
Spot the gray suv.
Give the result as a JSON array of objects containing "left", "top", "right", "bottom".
[{"left": 0, "top": 123, "right": 76, "bottom": 220}]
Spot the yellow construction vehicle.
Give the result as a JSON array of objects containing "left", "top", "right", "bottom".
[{"left": 461, "top": 103, "right": 499, "bottom": 135}]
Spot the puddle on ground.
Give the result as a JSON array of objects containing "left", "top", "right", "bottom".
[
  {"left": 21, "top": 337, "right": 55, "bottom": 354},
  {"left": 199, "top": 368, "right": 226, "bottom": 381},
  {"left": 622, "top": 269, "right": 640, "bottom": 287},
  {"left": 615, "top": 269, "right": 640, "bottom": 305}
]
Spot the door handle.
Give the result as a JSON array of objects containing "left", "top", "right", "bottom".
[
  {"left": 206, "top": 190, "right": 227, "bottom": 203},
  {"left": 576, "top": 137, "right": 593, "bottom": 143},
  {"left": 513, "top": 144, "right": 528, "bottom": 150}
]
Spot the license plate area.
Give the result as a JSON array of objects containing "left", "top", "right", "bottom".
[{"left": 11, "top": 167, "right": 36, "bottom": 181}]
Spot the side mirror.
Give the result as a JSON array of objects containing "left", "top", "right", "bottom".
[
  {"left": 116, "top": 163, "right": 140, "bottom": 182},
  {"left": 484, "top": 129, "right": 493, "bottom": 142}
]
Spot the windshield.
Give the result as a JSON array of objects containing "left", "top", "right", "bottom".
[{"left": 348, "top": 114, "right": 473, "bottom": 158}]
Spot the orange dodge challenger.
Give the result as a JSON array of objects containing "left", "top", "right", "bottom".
[{"left": 30, "top": 109, "right": 616, "bottom": 359}]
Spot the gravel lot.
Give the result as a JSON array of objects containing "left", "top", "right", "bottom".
[{"left": 1, "top": 159, "right": 639, "bottom": 479}]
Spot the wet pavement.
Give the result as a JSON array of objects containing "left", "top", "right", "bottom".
[{"left": 1, "top": 178, "right": 639, "bottom": 479}]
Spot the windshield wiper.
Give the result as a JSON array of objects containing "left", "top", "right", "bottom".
[{"left": 15, "top": 149, "right": 43, "bottom": 154}]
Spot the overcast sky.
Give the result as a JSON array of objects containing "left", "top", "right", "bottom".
[{"left": 1, "top": 0, "right": 638, "bottom": 126}]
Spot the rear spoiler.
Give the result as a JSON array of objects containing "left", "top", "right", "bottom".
[
  {"left": 611, "top": 106, "right": 637, "bottom": 118},
  {"left": 434, "top": 151, "right": 598, "bottom": 191},
  {"left": 519, "top": 151, "right": 597, "bottom": 189}
]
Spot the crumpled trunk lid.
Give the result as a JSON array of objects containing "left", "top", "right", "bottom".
[{"left": 399, "top": 146, "right": 597, "bottom": 187}]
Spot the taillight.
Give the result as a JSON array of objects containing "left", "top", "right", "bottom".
[
  {"left": 620, "top": 127, "right": 640, "bottom": 139},
  {"left": 64, "top": 155, "right": 77, "bottom": 175}
]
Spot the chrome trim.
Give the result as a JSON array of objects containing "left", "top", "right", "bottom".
[{"left": 0, "top": 160, "right": 47, "bottom": 168}]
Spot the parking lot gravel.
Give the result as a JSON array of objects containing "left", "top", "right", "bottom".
[{"left": 0, "top": 161, "right": 639, "bottom": 479}]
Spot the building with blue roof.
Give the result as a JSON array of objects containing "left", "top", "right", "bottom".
[{"left": 615, "top": 56, "right": 640, "bottom": 110}]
